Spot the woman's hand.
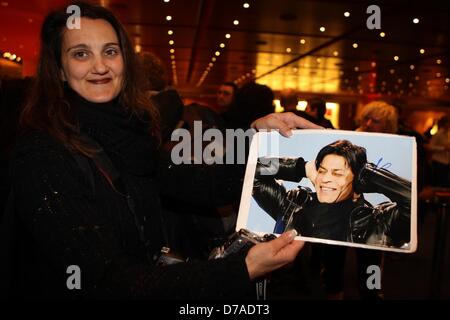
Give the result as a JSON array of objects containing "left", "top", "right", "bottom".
[
  {"left": 250, "top": 112, "right": 323, "bottom": 137},
  {"left": 245, "top": 229, "right": 304, "bottom": 280},
  {"left": 305, "top": 160, "right": 318, "bottom": 186}
]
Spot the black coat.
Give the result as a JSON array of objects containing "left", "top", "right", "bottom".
[{"left": 0, "top": 89, "right": 253, "bottom": 299}]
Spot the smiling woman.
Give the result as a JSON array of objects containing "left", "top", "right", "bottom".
[
  {"left": 0, "top": 1, "right": 309, "bottom": 299},
  {"left": 60, "top": 18, "right": 124, "bottom": 103}
]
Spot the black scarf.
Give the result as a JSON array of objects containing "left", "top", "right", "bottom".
[{"left": 65, "top": 86, "right": 157, "bottom": 177}]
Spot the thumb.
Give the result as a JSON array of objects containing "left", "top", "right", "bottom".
[{"left": 270, "top": 229, "right": 298, "bottom": 252}]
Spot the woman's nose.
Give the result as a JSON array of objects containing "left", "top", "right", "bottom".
[{"left": 92, "top": 56, "right": 108, "bottom": 74}]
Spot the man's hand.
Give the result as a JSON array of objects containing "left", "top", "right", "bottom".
[
  {"left": 250, "top": 112, "right": 323, "bottom": 137},
  {"left": 305, "top": 160, "right": 318, "bottom": 186}
]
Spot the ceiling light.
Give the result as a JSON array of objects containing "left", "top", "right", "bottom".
[
  {"left": 225, "top": 33, "right": 231, "bottom": 39},
  {"left": 220, "top": 43, "right": 225, "bottom": 48},
  {"left": 419, "top": 48, "right": 425, "bottom": 54},
  {"left": 352, "top": 43, "right": 358, "bottom": 48},
  {"left": 286, "top": 47, "right": 292, "bottom": 53},
  {"left": 344, "top": 12, "right": 350, "bottom": 17},
  {"left": 170, "top": 49, "right": 175, "bottom": 53},
  {"left": 394, "top": 55, "right": 399, "bottom": 61},
  {"left": 233, "top": 20, "right": 239, "bottom": 25},
  {"left": 215, "top": 51, "right": 220, "bottom": 56},
  {"left": 243, "top": 3, "right": 250, "bottom": 8},
  {"left": 319, "top": 26, "right": 326, "bottom": 32},
  {"left": 413, "top": 18, "right": 419, "bottom": 24},
  {"left": 445, "top": 78, "right": 450, "bottom": 83},
  {"left": 371, "top": 62, "right": 377, "bottom": 67},
  {"left": 379, "top": 32, "right": 386, "bottom": 37},
  {"left": 300, "top": 39, "right": 306, "bottom": 44},
  {"left": 436, "top": 59, "right": 442, "bottom": 64},
  {"left": 212, "top": 57, "right": 216, "bottom": 62},
  {"left": 410, "top": 65, "right": 415, "bottom": 70},
  {"left": 168, "top": 30, "right": 173, "bottom": 35},
  {"left": 169, "top": 40, "right": 174, "bottom": 45},
  {"left": 354, "top": 66, "right": 359, "bottom": 71},
  {"left": 333, "top": 51, "right": 339, "bottom": 56},
  {"left": 166, "top": 15, "right": 172, "bottom": 21},
  {"left": 390, "top": 69, "right": 395, "bottom": 74}
]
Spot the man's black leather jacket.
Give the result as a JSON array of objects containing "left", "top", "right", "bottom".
[{"left": 253, "top": 157, "right": 411, "bottom": 247}]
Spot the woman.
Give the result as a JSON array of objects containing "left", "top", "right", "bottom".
[
  {"left": 0, "top": 2, "right": 318, "bottom": 299},
  {"left": 253, "top": 140, "right": 411, "bottom": 246}
]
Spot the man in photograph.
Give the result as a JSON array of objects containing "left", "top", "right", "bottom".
[{"left": 252, "top": 140, "right": 411, "bottom": 248}]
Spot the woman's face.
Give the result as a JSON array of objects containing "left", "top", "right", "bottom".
[
  {"left": 60, "top": 18, "right": 124, "bottom": 103},
  {"left": 315, "top": 154, "right": 355, "bottom": 203}
]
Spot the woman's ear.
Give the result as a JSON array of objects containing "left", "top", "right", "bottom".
[{"left": 60, "top": 69, "right": 67, "bottom": 81}]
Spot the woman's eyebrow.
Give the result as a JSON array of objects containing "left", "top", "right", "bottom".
[
  {"left": 66, "top": 44, "right": 89, "bottom": 52},
  {"left": 103, "top": 42, "right": 120, "bottom": 48},
  {"left": 66, "top": 42, "right": 119, "bottom": 52}
]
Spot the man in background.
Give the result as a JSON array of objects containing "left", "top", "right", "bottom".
[{"left": 216, "top": 82, "right": 238, "bottom": 114}]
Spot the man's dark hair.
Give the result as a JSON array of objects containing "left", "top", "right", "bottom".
[
  {"left": 315, "top": 140, "right": 367, "bottom": 190},
  {"left": 308, "top": 98, "right": 327, "bottom": 120},
  {"left": 221, "top": 82, "right": 239, "bottom": 96}
]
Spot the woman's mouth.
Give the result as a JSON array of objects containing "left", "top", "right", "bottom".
[{"left": 87, "top": 78, "right": 112, "bottom": 84}]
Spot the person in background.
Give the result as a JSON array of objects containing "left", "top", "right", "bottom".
[
  {"left": 279, "top": 89, "right": 317, "bottom": 124},
  {"left": 305, "top": 98, "right": 334, "bottom": 129},
  {"left": 356, "top": 101, "right": 398, "bottom": 134},
  {"left": 139, "top": 52, "right": 184, "bottom": 142},
  {"left": 216, "top": 82, "right": 238, "bottom": 114},
  {"left": 223, "top": 82, "right": 275, "bottom": 129},
  {"left": 427, "top": 115, "right": 450, "bottom": 187}
]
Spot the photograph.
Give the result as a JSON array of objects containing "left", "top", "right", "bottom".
[{"left": 237, "top": 130, "right": 417, "bottom": 253}]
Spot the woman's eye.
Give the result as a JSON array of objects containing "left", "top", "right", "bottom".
[
  {"left": 73, "top": 51, "right": 89, "bottom": 59},
  {"left": 105, "top": 48, "right": 119, "bottom": 56}
]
